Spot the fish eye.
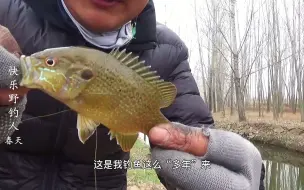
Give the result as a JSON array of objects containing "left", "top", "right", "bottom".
[
  {"left": 81, "top": 69, "right": 94, "bottom": 80},
  {"left": 45, "top": 58, "right": 56, "bottom": 67}
]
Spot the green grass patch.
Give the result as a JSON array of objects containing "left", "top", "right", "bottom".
[{"left": 127, "top": 139, "right": 161, "bottom": 185}]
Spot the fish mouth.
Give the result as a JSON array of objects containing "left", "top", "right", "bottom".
[
  {"left": 19, "top": 55, "right": 29, "bottom": 86},
  {"left": 20, "top": 55, "right": 29, "bottom": 77},
  {"left": 19, "top": 55, "right": 39, "bottom": 88}
]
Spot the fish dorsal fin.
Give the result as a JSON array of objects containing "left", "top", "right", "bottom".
[{"left": 109, "top": 48, "right": 177, "bottom": 108}]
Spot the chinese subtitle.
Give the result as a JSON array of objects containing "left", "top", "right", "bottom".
[
  {"left": 93, "top": 159, "right": 211, "bottom": 170},
  {"left": 5, "top": 66, "right": 22, "bottom": 145},
  {"left": 94, "top": 159, "right": 161, "bottom": 170}
]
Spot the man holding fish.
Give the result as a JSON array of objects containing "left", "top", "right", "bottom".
[{"left": 0, "top": 0, "right": 265, "bottom": 189}]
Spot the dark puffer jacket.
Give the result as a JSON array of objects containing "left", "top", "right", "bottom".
[
  {"left": 0, "top": 0, "right": 214, "bottom": 189},
  {"left": 0, "top": 0, "right": 266, "bottom": 190}
]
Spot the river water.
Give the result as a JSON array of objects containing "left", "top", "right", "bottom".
[
  {"left": 254, "top": 142, "right": 304, "bottom": 190},
  {"left": 138, "top": 134, "right": 304, "bottom": 190}
]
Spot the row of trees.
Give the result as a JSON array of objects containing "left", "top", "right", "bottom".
[{"left": 191, "top": 0, "right": 304, "bottom": 122}]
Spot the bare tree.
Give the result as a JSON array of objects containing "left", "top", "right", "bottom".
[
  {"left": 190, "top": 0, "right": 304, "bottom": 122},
  {"left": 229, "top": 0, "right": 247, "bottom": 121}
]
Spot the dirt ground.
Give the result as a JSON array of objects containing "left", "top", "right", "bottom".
[{"left": 213, "top": 110, "right": 304, "bottom": 153}]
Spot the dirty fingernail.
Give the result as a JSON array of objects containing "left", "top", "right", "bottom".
[{"left": 149, "top": 127, "right": 169, "bottom": 145}]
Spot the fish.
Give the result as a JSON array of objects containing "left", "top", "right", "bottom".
[{"left": 18, "top": 47, "right": 177, "bottom": 152}]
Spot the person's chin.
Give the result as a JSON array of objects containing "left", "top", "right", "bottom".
[{"left": 83, "top": 17, "right": 123, "bottom": 33}]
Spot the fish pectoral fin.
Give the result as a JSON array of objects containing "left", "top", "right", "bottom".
[
  {"left": 77, "top": 114, "right": 100, "bottom": 144},
  {"left": 109, "top": 131, "right": 138, "bottom": 152},
  {"left": 64, "top": 75, "right": 92, "bottom": 99}
]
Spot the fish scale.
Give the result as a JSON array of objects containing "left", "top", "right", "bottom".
[
  {"left": 83, "top": 65, "right": 152, "bottom": 130},
  {"left": 19, "top": 46, "right": 177, "bottom": 152}
]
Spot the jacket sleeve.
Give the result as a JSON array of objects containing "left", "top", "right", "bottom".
[
  {"left": 151, "top": 28, "right": 213, "bottom": 190},
  {"left": 161, "top": 43, "right": 214, "bottom": 127}
]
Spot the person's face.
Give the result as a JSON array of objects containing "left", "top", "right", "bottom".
[{"left": 64, "top": 0, "right": 149, "bottom": 33}]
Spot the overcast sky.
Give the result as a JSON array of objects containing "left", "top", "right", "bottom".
[
  {"left": 154, "top": 0, "right": 197, "bottom": 69},
  {"left": 153, "top": 0, "right": 292, "bottom": 67},
  {"left": 152, "top": 0, "right": 257, "bottom": 70}
]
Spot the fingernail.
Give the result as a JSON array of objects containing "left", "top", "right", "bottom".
[{"left": 149, "top": 127, "right": 169, "bottom": 145}]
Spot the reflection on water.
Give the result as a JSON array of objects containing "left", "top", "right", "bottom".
[
  {"left": 254, "top": 142, "right": 304, "bottom": 190},
  {"left": 264, "top": 160, "right": 304, "bottom": 190}
]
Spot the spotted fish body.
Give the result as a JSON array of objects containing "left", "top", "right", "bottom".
[{"left": 19, "top": 47, "right": 177, "bottom": 151}]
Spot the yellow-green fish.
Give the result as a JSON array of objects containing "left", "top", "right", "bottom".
[{"left": 19, "top": 47, "right": 177, "bottom": 152}]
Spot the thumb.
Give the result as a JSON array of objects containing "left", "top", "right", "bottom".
[{"left": 148, "top": 122, "right": 209, "bottom": 157}]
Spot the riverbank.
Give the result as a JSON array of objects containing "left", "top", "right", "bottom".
[{"left": 213, "top": 111, "right": 304, "bottom": 153}]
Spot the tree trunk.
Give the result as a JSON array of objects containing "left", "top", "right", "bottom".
[{"left": 230, "top": 0, "right": 246, "bottom": 121}]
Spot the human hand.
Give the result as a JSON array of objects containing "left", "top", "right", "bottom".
[
  {"left": 149, "top": 122, "right": 209, "bottom": 156},
  {"left": 0, "top": 25, "right": 29, "bottom": 106},
  {"left": 149, "top": 122, "right": 263, "bottom": 190},
  {"left": 149, "top": 122, "right": 211, "bottom": 190},
  {"left": 0, "top": 88, "right": 29, "bottom": 106}
]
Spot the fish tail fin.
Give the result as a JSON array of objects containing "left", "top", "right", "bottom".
[
  {"left": 77, "top": 114, "right": 100, "bottom": 144},
  {"left": 109, "top": 131, "right": 138, "bottom": 152}
]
